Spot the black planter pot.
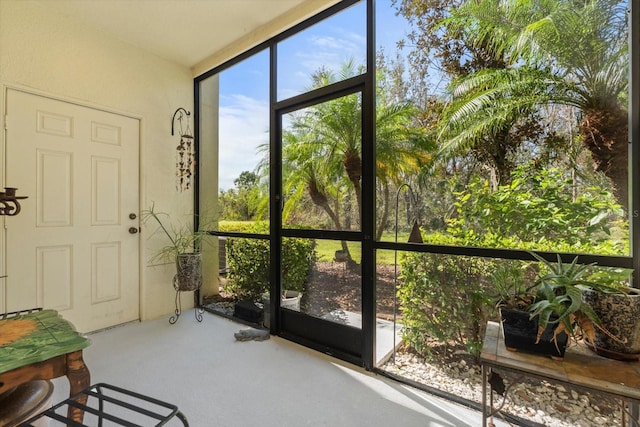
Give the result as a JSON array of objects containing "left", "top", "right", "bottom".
[{"left": 499, "top": 307, "right": 569, "bottom": 359}]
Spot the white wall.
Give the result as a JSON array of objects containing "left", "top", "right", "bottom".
[{"left": 0, "top": 0, "right": 195, "bottom": 320}]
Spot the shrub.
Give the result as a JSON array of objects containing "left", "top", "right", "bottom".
[
  {"left": 225, "top": 237, "right": 270, "bottom": 301},
  {"left": 446, "top": 164, "right": 626, "bottom": 253},
  {"left": 398, "top": 242, "right": 492, "bottom": 358},
  {"left": 225, "top": 224, "right": 316, "bottom": 301},
  {"left": 219, "top": 220, "right": 266, "bottom": 233}
]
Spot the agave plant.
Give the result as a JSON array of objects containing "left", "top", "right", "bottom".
[{"left": 528, "top": 252, "right": 619, "bottom": 345}]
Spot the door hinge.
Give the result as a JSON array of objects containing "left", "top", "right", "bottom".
[{"left": 4, "top": 115, "right": 8, "bottom": 130}]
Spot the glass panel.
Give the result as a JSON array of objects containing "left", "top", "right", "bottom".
[
  {"left": 277, "top": 1, "right": 366, "bottom": 101},
  {"left": 296, "top": 239, "right": 361, "bottom": 327},
  {"left": 374, "top": 248, "right": 399, "bottom": 365},
  {"left": 282, "top": 93, "right": 362, "bottom": 231},
  {"left": 374, "top": 0, "right": 630, "bottom": 256},
  {"left": 217, "top": 49, "right": 270, "bottom": 233}
]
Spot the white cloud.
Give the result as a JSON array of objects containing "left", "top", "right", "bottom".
[
  {"left": 278, "top": 26, "right": 366, "bottom": 97},
  {"left": 218, "top": 94, "right": 269, "bottom": 190}
]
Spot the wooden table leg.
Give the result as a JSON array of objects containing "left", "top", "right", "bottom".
[{"left": 66, "top": 350, "right": 91, "bottom": 422}]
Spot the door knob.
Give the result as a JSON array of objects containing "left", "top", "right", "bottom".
[
  {"left": 129, "top": 227, "right": 139, "bottom": 234},
  {"left": 129, "top": 213, "right": 137, "bottom": 220}
]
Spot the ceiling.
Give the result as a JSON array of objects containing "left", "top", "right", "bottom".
[{"left": 34, "top": 0, "right": 330, "bottom": 71}]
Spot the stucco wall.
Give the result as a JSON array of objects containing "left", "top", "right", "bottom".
[{"left": 0, "top": 0, "right": 195, "bottom": 321}]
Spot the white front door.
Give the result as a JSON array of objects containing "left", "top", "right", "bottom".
[{"left": 4, "top": 89, "right": 140, "bottom": 332}]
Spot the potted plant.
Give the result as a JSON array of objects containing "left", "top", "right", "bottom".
[
  {"left": 262, "top": 289, "right": 302, "bottom": 328},
  {"left": 142, "top": 203, "right": 206, "bottom": 292},
  {"left": 581, "top": 268, "right": 640, "bottom": 360},
  {"left": 493, "top": 260, "right": 568, "bottom": 358},
  {"left": 498, "top": 253, "right": 618, "bottom": 359}
]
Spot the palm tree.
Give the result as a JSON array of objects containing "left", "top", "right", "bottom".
[
  {"left": 439, "top": 0, "right": 629, "bottom": 208},
  {"left": 280, "top": 60, "right": 431, "bottom": 263}
]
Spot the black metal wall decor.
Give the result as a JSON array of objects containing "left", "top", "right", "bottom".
[
  {"left": 0, "top": 187, "right": 27, "bottom": 216},
  {"left": 171, "top": 108, "right": 194, "bottom": 192}
]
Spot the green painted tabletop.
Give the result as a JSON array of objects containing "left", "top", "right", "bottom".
[{"left": 0, "top": 310, "right": 91, "bottom": 374}]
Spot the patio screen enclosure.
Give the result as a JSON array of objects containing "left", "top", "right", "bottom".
[{"left": 195, "top": 0, "right": 640, "bottom": 373}]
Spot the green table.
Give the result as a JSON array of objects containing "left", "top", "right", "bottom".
[{"left": 0, "top": 309, "right": 91, "bottom": 423}]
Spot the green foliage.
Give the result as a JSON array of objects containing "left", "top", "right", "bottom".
[
  {"left": 225, "top": 237, "right": 270, "bottom": 301},
  {"left": 586, "top": 267, "right": 634, "bottom": 292},
  {"left": 491, "top": 262, "right": 536, "bottom": 310},
  {"left": 398, "top": 251, "right": 492, "bottom": 357},
  {"left": 528, "top": 253, "right": 621, "bottom": 344},
  {"left": 437, "top": 0, "right": 629, "bottom": 207},
  {"left": 219, "top": 220, "right": 267, "bottom": 233},
  {"left": 446, "top": 163, "right": 626, "bottom": 253},
  {"left": 225, "top": 223, "right": 316, "bottom": 301},
  {"left": 398, "top": 164, "right": 628, "bottom": 357},
  {"left": 219, "top": 171, "right": 267, "bottom": 221},
  {"left": 142, "top": 204, "right": 209, "bottom": 263}
]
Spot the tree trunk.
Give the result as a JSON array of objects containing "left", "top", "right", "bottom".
[
  {"left": 580, "top": 106, "right": 629, "bottom": 211},
  {"left": 376, "top": 184, "right": 391, "bottom": 241},
  {"left": 308, "top": 181, "right": 354, "bottom": 263},
  {"left": 343, "top": 151, "right": 362, "bottom": 227}
]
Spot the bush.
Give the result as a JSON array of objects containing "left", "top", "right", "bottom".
[
  {"left": 446, "top": 164, "right": 626, "bottom": 253},
  {"left": 218, "top": 220, "right": 266, "bottom": 233},
  {"left": 225, "top": 238, "right": 270, "bottom": 301},
  {"left": 398, "top": 246, "right": 492, "bottom": 358},
  {"left": 225, "top": 224, "right": 316, "bottom": 301}
]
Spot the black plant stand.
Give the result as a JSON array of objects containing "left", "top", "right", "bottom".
[
  {"left": 170, "top": 254, "right": 204, "bottom": 325},
  {"left": 169, "top": 274, "right": 204, "bottom": 325}
]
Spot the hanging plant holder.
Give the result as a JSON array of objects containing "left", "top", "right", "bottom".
[{"left": 171, "top": 108, "right": 195, "bottom": 192}]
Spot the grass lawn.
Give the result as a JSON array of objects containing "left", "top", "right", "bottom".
[
  {"left": 313, "top": 236, "right": 408, "bottom": 265},
  {"left": 218, "top": 222, "right": 412, "bottom": 266}
]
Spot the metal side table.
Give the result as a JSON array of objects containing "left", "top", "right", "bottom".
[{"left": 481, "top": 321, "right": 640, "bottom": 427}]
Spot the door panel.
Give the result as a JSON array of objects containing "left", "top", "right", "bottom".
[
  {"left": 5, "top": 89, "right": 140, "bottom": 332},
  {"left": 92, "top": 156, "right": 121, "bottom": 225},
  {"left": 37, "top": 245, "right": 73, "bottom": 311},
  {"left": 278, "top": 90, "right": 364, "bottom": 360},
  {"left": 37, "top": 149, "right": 73, "bottom": 226}
]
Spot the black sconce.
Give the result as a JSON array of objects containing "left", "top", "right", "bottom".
[
  {"left": 171, "top": 108, "right": 194, "bottom": 192},
  {"left": 0, "top": 187, "right": 28, "bottom": 216}
]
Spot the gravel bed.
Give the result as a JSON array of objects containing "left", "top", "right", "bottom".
[{"left": 382, "top": 350, "right": 621, "bottom": 427}]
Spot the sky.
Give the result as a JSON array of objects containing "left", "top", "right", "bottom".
[{"left": 216, "top": 1, "right": 411, "bottom": 191}]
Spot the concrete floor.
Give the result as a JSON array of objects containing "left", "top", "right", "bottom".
[{"left": 50, "top": 310, "right": 508, "bottom": 426}]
